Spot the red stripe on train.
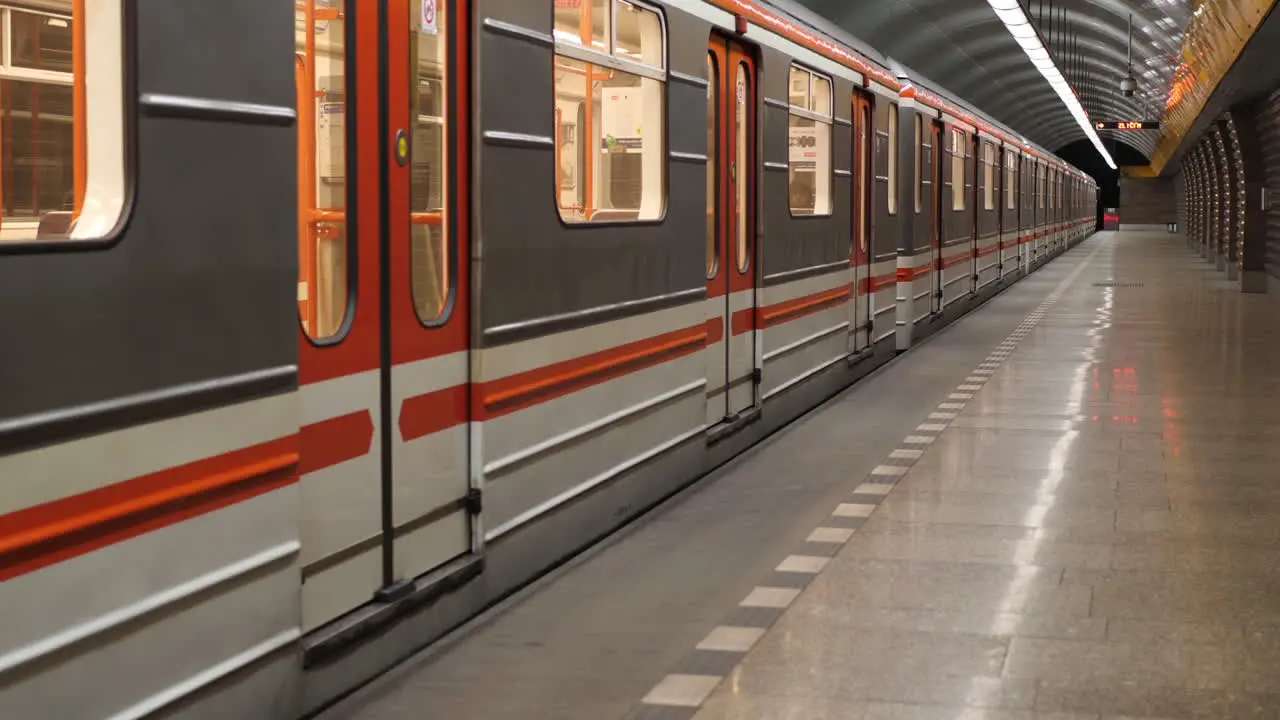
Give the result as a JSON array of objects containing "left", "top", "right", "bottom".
[{"left": 0, "top": 438, "right": 298, "bottom": 582}]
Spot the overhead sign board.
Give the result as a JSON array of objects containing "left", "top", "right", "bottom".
[{"left": 1095, "top": 121, "right": 1160, "bottom": 130}]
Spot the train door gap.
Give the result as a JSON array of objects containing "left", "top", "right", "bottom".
[{"left": 705, "top": 33, "right": 758, "bottom": 436}]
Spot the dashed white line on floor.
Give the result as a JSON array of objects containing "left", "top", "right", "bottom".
[{"left": 740, "top": 586, "right": 801, "bottom": 609}]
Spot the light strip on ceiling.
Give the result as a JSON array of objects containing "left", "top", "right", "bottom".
[{"left": 985, "top": 0, "right": 1117, "bottom": 169}]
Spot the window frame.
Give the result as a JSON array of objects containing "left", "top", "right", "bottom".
[
  {"left": 1037, "top": 163, "right": 1045, "bottom": 210},
  {"left": 298, "top": 0, "right": 356, "bottom": 345},
  {"left": 705, "top": 49, "right": 718, "bottom": 279},
  {"left": 786, "top": 63, "right": 834, "bottom": 219},
  {"left": 408, "top": 0, "right": 457, "bottom": 328},
  {"left": 733, "top": 58, "right": 752, "bottom": 274},
  {"left": 887, "top": 103, "right": 898, "bottom": 215},
  {"left": 913, "top": 114, "right": 923, "bottom": 214},
  {"left": 950, "top": 127, "right": 965, "bottom": 212},
  {"left": 1005, "top": 149, "right": 1016, "bottom": 210},
  {"left": 0, "top": 0, "right": 134, "bottom": 253},
  {"left": 552, "top": 0, "right": 670, "bottom": 227},
  {"left": 982, "top": 141, "right": 994, "bottom": 212}
]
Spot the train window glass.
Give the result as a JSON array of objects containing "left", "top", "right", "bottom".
[
  {"left": 297, "top": 0, "right": 350, "bottom": 340},
  {"left": 410, "top": 0, "right": 449, "bottom": 323},
  {"left": 982, "top": 142, "right": 994, "bottom": 211},
  {"left": 1005, "top": 151, "right": 1015, "bottom": 210},
  {"left": 858, "top": 104, "right": 870, "bottom": 251},
  {"left": 554, "top": 0, "right": 666, "bottom": 224},
  {"left": 1037, "top": 165, "right": 1044, "bottom": 209},
  {"left": 1048, "top": 169, "right": 1055, "bottom": 210},
  {"left": 811, "top": 75, "right": 832, "bottom": 117},
  {"left": 950, "top": 128, "right": 964, "bottom": 212},
  {"left": 913, "top": 115, "right": 922, "bottom": 214},
  {"left": 788, "top": 66, "right": 809, "bottom": 107},
  {"left": 0, "top": 2, "right": 125, "bottom": 245},
  {"left": 735, "top": 62, "right": 749, "bottom": 272},
  {"left": 887, "top": 104, "right": 898, "bottom": 215},
  {"left": 787, "top": 65, "right": 832, "bottom": 217},
  {"left": 553, "top": 0, "right": 609, "bottom": 51},
  {"left": 615, "top": 0, "right": 661, "bottom": 64},
  {"left": 706, "top": 52, "right": 717, "bottom": 278}
]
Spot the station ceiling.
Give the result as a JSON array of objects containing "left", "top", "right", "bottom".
[{"left": 796, "top": 0, "right": 1195, "bottom": 161}]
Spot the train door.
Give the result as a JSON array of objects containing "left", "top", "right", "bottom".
[
  {"left": 850, "top": 91, "right": 873, "bottom": 351},
  {"left": 295, "top": 0, "right": 473, "bottom": 634},
  {"left": 706, "top": 35, "right": 758, "bottom": 427},
  {"left": 930, "top": 120, "right": 944, "bottom": 314}
]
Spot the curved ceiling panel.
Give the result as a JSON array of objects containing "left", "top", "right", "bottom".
[{"left": 796, "top": 0, "right": 1194, "bottom": 161}]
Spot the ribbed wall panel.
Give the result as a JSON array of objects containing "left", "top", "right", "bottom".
[{"left": 1256, "top": 90, "right": 1280, "bottom": 278}]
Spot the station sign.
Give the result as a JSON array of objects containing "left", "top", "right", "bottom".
[{"left": 1094, "top": 121, "right": 1160, "bottom": 130}]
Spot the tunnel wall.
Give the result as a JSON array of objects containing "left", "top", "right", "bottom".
[{"left": 1118, "top": 177, "right": 1177, "bottom": 229}]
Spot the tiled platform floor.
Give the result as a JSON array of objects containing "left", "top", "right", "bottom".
[
  {"left": 692, "top": 233, "right": 1280, "bottom": 719},
  {"left": 322, "top": 231, "right": 1280, "bottom": 720}
]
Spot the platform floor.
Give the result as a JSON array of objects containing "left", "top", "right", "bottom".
[{"left": 321, "top": 231, "right": 1280, "bottom": 720}]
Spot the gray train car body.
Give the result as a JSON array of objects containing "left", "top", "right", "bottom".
[{"left": 0, "top": 0, "right": 1098, "bottom": 718}]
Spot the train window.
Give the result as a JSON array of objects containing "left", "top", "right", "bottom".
[
  {"left": 913, "top": 115, "right": 922, "bottom": 214},
  {"left": 950, "top": 128, "right": 964, "bottom": 212},
  {"left": 1048, "top": 169, "right": 1055, "bottom": 210},
  {"left": 1005, "top": 151, "right": 1016, "bottom": 210},
  {"left": 410, "top": 0, "right": 450, "bottom": 323},
  {"left": 857, "top": 103, "right": 870, "bottom": 251},
  {"left": 787, "top": 65, "right": 832, "bottom": 217},
  {"left": 297, "top": 0, "right": 350, "bottom": 340},
  {"left": 554, "top": 0, "right": 666, "bottom": 224},
  {"left": 1037, "top": 165, "right": 1045, "bottom": 209},
  {"left": 735, "top": 62, "right": 749, "bottom": 271},
  {"left": 887, "top": 104, "right": 898, "bottom": 215},
  {"left": 0, "top": 1, "right": 125, "bottom": 245},
  {"left": 982, "top": 142, "right": 994, "bottom": 211},
  {"left": 706, "top": 52, "right": 717, "bottom": 277}
]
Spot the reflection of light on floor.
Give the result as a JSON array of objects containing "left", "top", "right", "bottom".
[{"left": 961, "top": 283, "right": 1113, "bottom": 713}]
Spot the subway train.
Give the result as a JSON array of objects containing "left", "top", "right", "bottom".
[{"left": 0, "top": 0, "right": 1097, "bottom": 717}]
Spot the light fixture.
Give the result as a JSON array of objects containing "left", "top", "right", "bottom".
[{"left": 985, "top": 0, "right": 1117, "bottom": 169}]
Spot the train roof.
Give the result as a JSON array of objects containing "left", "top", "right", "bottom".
[
  {"left": 888, "top": 59, "right": 1067, "bottom": 165},
  {"left": 754, "top": 0, "right": 892, "bottom": 70}
]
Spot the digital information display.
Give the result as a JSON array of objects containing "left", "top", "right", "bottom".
[{"left": 1095, "top": 121, "right": 1161, "bottom": 130}]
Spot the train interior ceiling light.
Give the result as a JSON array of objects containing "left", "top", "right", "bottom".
[{"left": 985, "top": 0, "right": 1117, "bottom": 170}]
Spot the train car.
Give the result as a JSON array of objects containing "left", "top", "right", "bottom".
[
  {"left": 0, "top": 0, "right": 1097, "bottom": 717},
  {"left": 885, "top": 64, "right": 1096, "bottom": 346}
]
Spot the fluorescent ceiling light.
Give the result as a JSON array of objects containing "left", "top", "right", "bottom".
[{"left": 985, "top": 0, "right": 1117, "bottom": 169}]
